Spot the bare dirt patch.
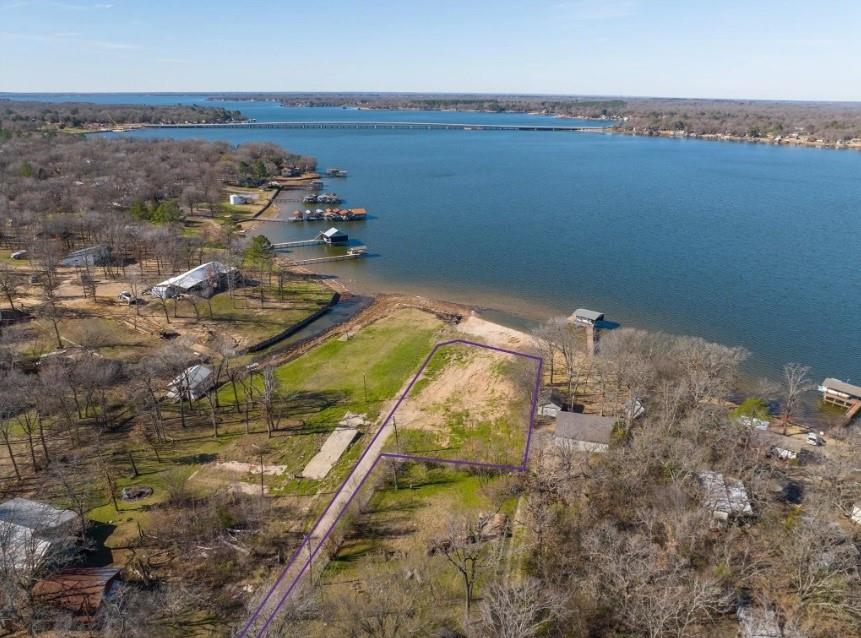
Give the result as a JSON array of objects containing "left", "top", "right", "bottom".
[{"left": 396, "top": 347, "right": 518, "bottom": 443}]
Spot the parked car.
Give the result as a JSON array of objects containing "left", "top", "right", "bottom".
[{"left": 117, "top": 291, "right": 141, "bottom": 305}]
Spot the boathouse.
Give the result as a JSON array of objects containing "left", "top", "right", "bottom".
[
  {"left": 570, "top": 308, "right": 605, "bottom": 326},
  {"left": 818, "top": 378, "right": 861, "bottom": 408},
  {"left": 317, "top": 227, "right": 348, "bottom": 245}
]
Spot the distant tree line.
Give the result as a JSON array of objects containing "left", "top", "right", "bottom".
[
  {"left": 0, "top": 99, "right": 244, "bottom": 135},
  {"left": 210, "top": 93, "right": 861, "bottom": 143}
]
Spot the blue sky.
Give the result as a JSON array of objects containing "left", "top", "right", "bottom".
[{"left": 1, "top": 0, "right": 860, "bottom": 100}]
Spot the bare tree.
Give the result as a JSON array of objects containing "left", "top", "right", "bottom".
[
  {"left": 780, "top": 363, "right": 813, "bottom": 434},
  {"left": 0, "top": 265, "right": 24, "bottom": 312},
  {"left": 475, "top": 579, "right": 565, "bottom": 638},
  {"left": 430, "top": 516, "right": 488, "bottom": 620}
]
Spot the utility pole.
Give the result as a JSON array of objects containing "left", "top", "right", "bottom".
[
  {"left": 392, "top": 415, "right": 401, "bottom": 453},
  {"left": 363, "top": 372, "right": 368, "bottom": 405}
]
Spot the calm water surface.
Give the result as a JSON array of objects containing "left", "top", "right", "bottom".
[{"left": 14, "top": 94, "right": 858, "bottom": 385}]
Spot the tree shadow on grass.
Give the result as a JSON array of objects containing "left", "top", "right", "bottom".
[{"left": 174, "top": 452, "right": 218, "bottom": 465}]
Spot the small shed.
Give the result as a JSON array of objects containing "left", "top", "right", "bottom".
[
  {"left": 33, "top": 566, "right": 121, "bottom": 620},
  {"left": 317, "top": 227, "right": 348, "bottom": 245},
  {"left": 10, "top": 250, "right": 27, "bottom": 260},
  {"left": 229, "top": 194, "right": 255, "bottom": 205},
  {"left": 570, "top": 308, "right": 604, "bottom": 326},
  {"left": 167, "top": 364, "right": 214, "bottom": 402},
  {"left": 851, "top": 503, "right": 861, "bottom": 526},
  {"left": 538, "top": 401, "right": 562, "bottom": 418},
  {"left": 554, "top": 412, "right": 616, "bottom": 453},
  {"left": 698, "top": 471, "right": 753, "bottom": 522},
  {"left": 61, "top": 246, "right": 109, "bottom": 268}
]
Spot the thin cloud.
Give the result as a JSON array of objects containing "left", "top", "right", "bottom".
[
  {"left": 554, "top": 0, "right": 637, "bottom": 21},
  {"left": 1, "top": 30, "right": 139, "bottom": 49},
  {"left": 1, "top": 1, "right": 114, "bottom": 9}
]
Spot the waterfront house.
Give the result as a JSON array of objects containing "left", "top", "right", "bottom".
[
  {"left": 317, "top": 227, "right": 348, "bottom": 245},
  {"left": 167, "top": 364, "right": 214, "bottom": 402},
  {"left": 60, "top": 246, "right": 109, "bottom": 268},
  {"left": 538, "top": 401, "right": 562, "bottom": 418},
  {"left": 570, "top": 308, "right": 604, "bottom": 326},
  {"left": 0, "top": 498, "right": 80, "bottom": 570},
  {"left": 554, "top": 412, "right": 616, "bottom": 452},
  {"left": 818, "top": 378, "right": 861, "bottom": 408},
  {"left": 698, "top": 471, "right": 753, "bottom": 522},
  {"left": 149, "top": 261, "right": 233, "bottom": 299},
  {"left": 750, "top": 429, "right": 806, "bottom": 461},
  {"left": 33, "top": 566, "right": 122, "bottom": 620}
]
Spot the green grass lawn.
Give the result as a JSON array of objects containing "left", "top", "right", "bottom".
[{"left": 218, "top": 307, "right": 444, "bottom": 498}]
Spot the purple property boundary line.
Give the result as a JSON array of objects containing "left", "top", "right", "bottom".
[{"left": 237, "top": 339, "right": 543, "bottom": 637}]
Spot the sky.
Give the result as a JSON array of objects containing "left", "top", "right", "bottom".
[{"left": 1, "top": 0, "right": 860, "bottom": 101}]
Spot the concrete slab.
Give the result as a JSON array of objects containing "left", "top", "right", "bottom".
[{"left": 301, "top": 427, "right": 359, "bottom": 480}]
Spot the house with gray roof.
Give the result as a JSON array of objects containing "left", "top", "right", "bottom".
[
  {"left": 554, "top": 412, "right": 616, "bottom": 453},
  {"left": 0, "top": 498, "right": 79, "bottom": 571},
  {"left": 149, "top": 261, "right": 233, "bottom": 299},
  {"left": 167, "top": 364, "right": 215, "bottom": 402}
]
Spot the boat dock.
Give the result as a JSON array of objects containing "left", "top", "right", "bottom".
[
  {"left": 272, "top": 238, "right": 325, "bottom": 249},
  {"left": 284, "top": 247, "right": 367, "bottom": 266}
]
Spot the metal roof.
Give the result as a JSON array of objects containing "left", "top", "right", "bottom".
[
  {"left": 33, "top": 567, "right": 122, "bottom": 618},
  {"left": 554, "top": 412, "right": 615, "bottom": 444},
  {"left": 322, "top": 227, "right": 345, "bottom": 237},
  {"left": 572, "top": 308, "right": 604, "bottom": 321},
  {"left": 821, "top": 378, "right": 861, "bottom": 398},
  {"left": 152, "top": 261, "right": 230, "bottom": 295},
  {"left": 698, "top": 471, "right": 752, "bottom": 517},
  {"left": 0, "top": 498, "right": 78, "bottom": 532},
  {"left": 169, "top": 364, "right": 213, "bottom": 393}
]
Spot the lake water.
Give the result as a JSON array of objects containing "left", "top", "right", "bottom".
[{"left": 10, "top": 93, "right": 858, "bottom": 386}]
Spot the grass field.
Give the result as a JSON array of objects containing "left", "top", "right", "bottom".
[{"left": 306, "top": 461, "right": 519, "bottom": 635}]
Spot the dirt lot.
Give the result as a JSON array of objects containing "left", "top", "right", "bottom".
[{"left": 396, "top": 347, "right": 519, "bottom": 445}]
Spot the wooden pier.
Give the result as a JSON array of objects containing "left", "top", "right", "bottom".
[
  {"left": 272, "top": 239, "right": 325, "bottom": 249},
  {"left": 285, "top": 250, "right": 367, "bottom": 266}
]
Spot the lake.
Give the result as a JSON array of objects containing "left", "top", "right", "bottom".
[{"left": 14, "top": 93, "right": 858, "bottom": 387}]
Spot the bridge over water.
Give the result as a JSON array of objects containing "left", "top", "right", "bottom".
[{"left": 151, "top": 120, "right": 610, "bottom": 132}]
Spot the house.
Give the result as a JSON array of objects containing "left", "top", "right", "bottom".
[
  {"left": 0, "top": 498, "right": 79, "bottom": 570},
  {"left": 317, "top": 227, "right": 348, "bottom": 245},
  {"left": 538, "top": 401, "right": 562, "bottom": 418},
  {"left": 167, "top": 364, "right": 214, "bottom": 401},
  {"left": 149, "top": 261, "right": 233, "bottom": 299},
  {"left": 750, "top": 430, "right": 806, "bottom": 461},
  {"left": 818, "top": 378, "right": 861, "bottom": 408},
  {"left": 698, "top": 471, "right": 753, "bottom": 522},
  {"left": 569, "top": 308, "right": 604, "bottom": 326},
  {"left": 60, "top": 246, "right": 109, "bottom": 268},
  {"left": 554, "top": 412, "right": 616, "bottom": 453},
  {"left": 33, "top": 566, "right": 121, "bottom": 620}
]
